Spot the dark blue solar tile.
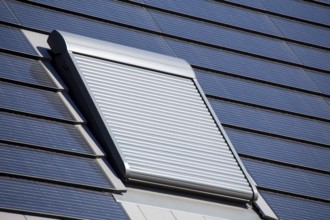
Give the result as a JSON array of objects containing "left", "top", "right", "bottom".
[
  {"left": 288, "top": 42, "right": 330, "bottom": 71},
  {"left": 197, "top": 70, "right": 330, "bottom": 119},
  {"left": 261, "top": 191, "right": 330, "bottom": 220},
  {"left": 0, "top": 24, "right": 36, "bottom": 55},
  {"left": 0, "top": 53, "right": 56, "bottom": 88},
  {"left": 143, "top": 0, "right": 283, "bottom": 36},
  {"left": 270, "top": 16, "right": 330, "bottom": 48},
  {"left": 232, "top": 0, "right": 330, "bottom": 26},
  {"left": 0, "top": 143, "right": 112, "bottom": 188},
  {"left": 168, "top": 39, "right": 320, "bottom": 93},
  {"left": 30, "top": 0, "right": 160, "bottom": 31},
  {"left": 209, "top": 99, "right": 330, "bottom": 145},
  {"left": 0, "top": 81, "right": 74, "bottom": 120},
  {"left": 306, "top": 70, "right": 330, "bottom": 95},
  {"left": 149, "top": 9, "right": 300, "bottom": 63},
  {"left": 6, "top": 0, "right": 173, "bottom": 56},
  {"left": 242, "top": 158, "right": 330, "bottom": 200},
  {"left": 0, "top": 111, "right": 93, "bottom": 154},
  {"left": 229, "top": 0, "right": 265, "bottom": 9},
  {"left": 225, "top": 128, "right": 330, "bottom": 172},
  {"left": 0, "top": 0, "right": 17, "bottom": 24},
  {"left": 0, "top": 176, "right": 128, "bottom": 220}
]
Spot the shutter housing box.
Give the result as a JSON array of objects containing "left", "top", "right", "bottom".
[{"left": 48, "top": 30, "right": 257, "bottom": 201}]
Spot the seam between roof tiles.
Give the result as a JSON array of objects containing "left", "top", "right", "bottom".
[
  {"left": 0, "top": 140, "right": 98, "bottom": 158},
  {"left": 2, "top": 4, "right": 330, "bottom": 120},
  {"left": 192, "top": 65, "right": 330, "bottom": 99},
  {"left": 17, "top": 0, "right": 330, "bottom": 61},
  {"left": 2, "top": 26, "right": 330, "bottom": 121},
  {"left": 304, "top": 0, "right": 330, "bottom": 7},
  {"left": 2, "top": 0, "right": 20, "bottom": 25},
  {"left": 141, "top": 1, "right": 178, "bottom": 58},
  {"left": 119, "top": 0, "right": 330, "bottom": 51},
  {"left": 2, "top": 4, "right": 330, "bottom": 77},
  {"left": 0, "top": 107, "right": 81, "bottom": 124},
  {"left": 0, "top": 74, "right": 60, "bottom": 92},
  {"left": 0, "top": 172, "right": 118, "bottom": 193},
  {"left": 5, "top": 2, "right": 330, "bottom": 84},
  {"left": 207, "top": 95, "right": 330, "bottom": 123},
  {"left": 2, "top": 27, "right": 329, "bottom": 123},
  {"left": 257, "top": 186, "right": 330, "bottom": 204},
  {"left": 222, "top": 124, "right": 330, "bottom": 149},
  {"left": 214, "top": 0, "right": 330, "bottom": 29},
  {"left": 239, "top": 154, "right": 330, "bottom": 176}
]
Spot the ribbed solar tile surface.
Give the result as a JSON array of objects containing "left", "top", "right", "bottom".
[
  {"left": 0, "top": 53, "right": 56, "bottom": 88},
  {"left": 0, "top": 176, "right": 128, "bottom": 220},
  {"left": 0, "top": 81, "right": 74, "bottom": 120},
  {"left": 0, "top": 143, "right": 113, "bottom": 189},
  {"left": 0, "top": 111, "right": 93, "bottom": 153},
  {"left": 0, "top": 0, "right": 329, "bottom": 219}
]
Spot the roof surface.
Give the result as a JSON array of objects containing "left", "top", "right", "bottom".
[{"left": 0, "top": 0, "right": 330, "bottom": 220}]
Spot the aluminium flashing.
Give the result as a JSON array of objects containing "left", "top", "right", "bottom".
[
  {"left": 48, "top": 30, "right": 257, "bottom": 201},
  {"left": 48, "top": 30, "right": 195, "bottom": 79}
]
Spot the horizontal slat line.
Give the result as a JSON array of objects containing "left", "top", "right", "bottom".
[
  {"left": 101, "top": 106, "right": 217, "bottom": 130},
  {"left": 223, "top": 124, "right": 330, "bottom": 148},
  {"left": 0, "top": 172, "right": 117, "bottom": 193},
  {"left": 103, "top": 109, "right": 215, "bottom": 131},
  {"left": 111, "top": 125, "right": 225, "bottom": 147},
  {"left": 215, "top": 0, "right": 330, "bottom": 29},
  {"left": 75, "top": 56, "right": 192, "bottom": 85},
  {"left": 78, "top": 62, "right": 193, "bottom": 87},
  {"left": 120, "top": 143, "right": 236, "bottom": 167},
  {"left": 108, "top": 118, "right": 222, "bottom": 143},
  {"left": 0, "top": 140, "right": 98, "bottom": 159},
  {"left": 102, "top": 109, "right": 220, "bottom": 134},
  {"left": 123, "top": 152, "right": 244, "bottom": 178},
  {"left": 83, "top": 72, "right": 198, "bottom": 96},
  {"left": 115, "top": 134, "right": 230, "bottom": 155},
  {"left": 239, "top": 153, "right": 330, "bottom": 175},
  {"left": 89, "top": 85, "right": 205, "bottom": 108},
  {"left": 92, "top": 89, "right": 207, "bottom": 113},
  {"left": 128, "top": 165, "right": 251, "bottom": 191},
  {"left": 128, "top": 165, "right": 250, "bottom": 190},
  {"left": 74, "top": 55, "right": 252, "bottom": 198},
  {"left": 77, "top": 63, "right": 196, "bottom": 90},
  {"left": 206, "top": 95, "right": 330, "bottom": 123},
  {"left": 113, "top": 126, "right": 223, "bottom": 148},
  {"left": 83, "top": 71, "right": 195, "bottom": 94},
  {"left": 99, "top": 100, "right": 214, "bottom": 123},
  {"left": 258, "top": 186, "right": 330, "bottom": 204},
  {"left": 116, "top": 138, "right": 233, "bottom": 161},
  {"left": 109, "top": 119, "right": 222, "bottom": 142},
  {"left": 123, "top": 158, "right": 242, "bottom": 180}
]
